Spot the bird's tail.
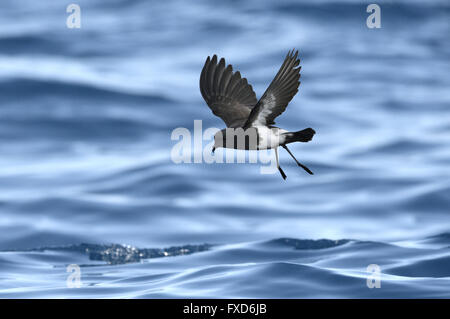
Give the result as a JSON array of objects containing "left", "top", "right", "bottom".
[{"left": 283, "top": 128, "right": 315, "bottom": 144}]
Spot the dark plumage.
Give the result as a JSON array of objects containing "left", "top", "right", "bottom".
[
  {"left": 244, "top": 50, "right": 301, "bottom": 128},
  {"left": 200, "top": 55, "right": 257, "bottom": 128},
  {"left": 199, "top": 49, "right": 315, "bottom": 179}
]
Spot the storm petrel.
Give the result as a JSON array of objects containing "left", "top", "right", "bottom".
[{"left": 200, "top": 49, "right": 315, "bottom": 180}]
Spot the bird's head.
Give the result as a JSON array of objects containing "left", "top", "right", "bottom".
[{"left": 212, "top": 129, "right": 226, "bottom": 154}]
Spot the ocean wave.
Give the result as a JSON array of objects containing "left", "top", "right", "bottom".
[
  {"left": 1, "top": 235, "right": 448, "bottom": 298},
  {"left": 1, "top": 0, "right": 449, "bottom": 298},
  {"left": 0, "top": 78, "right": 172, "bottom": 104}
]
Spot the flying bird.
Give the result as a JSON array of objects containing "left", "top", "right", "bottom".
[{"left": 199, "top": 49, "right": 315, "bottom": 180}]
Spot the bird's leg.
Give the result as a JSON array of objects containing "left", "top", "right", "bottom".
[
  {"left": 281, "top": 145, "right": 314, "bottom": 175},
  {"left": 275, "top": 147, "right": 287, "bottom": 180}
]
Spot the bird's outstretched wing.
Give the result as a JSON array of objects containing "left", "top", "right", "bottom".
[
  {"left": 244, "top": 50, "right": 301, "bottom": 128},
  {"left": 200, "top": 55, "right": 257, "bottom": 128}
]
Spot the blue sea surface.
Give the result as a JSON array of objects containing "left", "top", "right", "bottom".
[{"left": 0, "top": 0, "right": 449, "bottom": 298}]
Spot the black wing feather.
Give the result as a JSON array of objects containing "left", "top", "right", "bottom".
[
  {"left": 244, "top": 49, "right": 301, "bottom": 128},
  {"left": 200, "top": 55, "right": 258, "bottom": 128}
]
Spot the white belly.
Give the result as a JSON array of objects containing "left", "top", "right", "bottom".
[{"left": 256, "top": 127, "right": 288, "bottom": 150}]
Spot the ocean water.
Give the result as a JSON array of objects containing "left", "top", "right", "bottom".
[{"left": 0, "top": 0, "right": 449, "bottom": 298}]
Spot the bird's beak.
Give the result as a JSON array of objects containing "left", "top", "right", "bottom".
[{"left": 212, "top": 147, "right": 216, "bottom": 154}]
